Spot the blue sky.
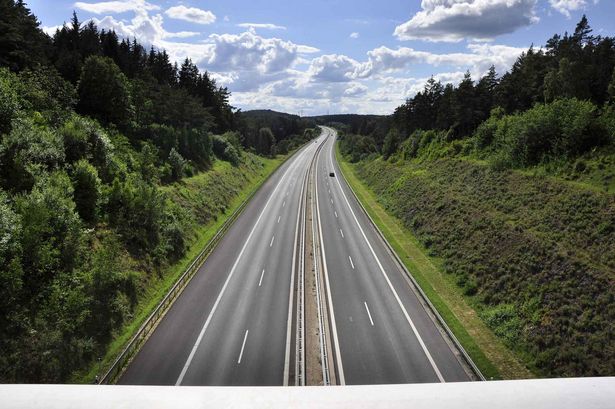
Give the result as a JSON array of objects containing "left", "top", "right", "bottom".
[{"left": 28, "top": 0, "right": 615, "bottom": 115}]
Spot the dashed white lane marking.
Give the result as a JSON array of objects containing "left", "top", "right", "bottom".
[
  {"left": 270, "top": 236, "right": 275, "bottom": 247},
  {"left": 340, "top": 229, "right": 344, "bottom": 238},
  {"left": 364, "top": 302, "right": 374, "bottom": 326},
  {"left": 237, "top": 330, "right": 249, "bottom": 364},
  {"left": 335, "top": 211, "right": 338, "bottom": 218},
  {"left": 283, "top": 200, "right": 286, "bottom": 207},
  {"left": 349, "top": 256, "right": 355, "bottom": 269},
  {"left": 277, "top": 215, "right": 281, "bottom": 223},
  {"left": 259, "top": 269, "right": 265, "bottom": 287}
]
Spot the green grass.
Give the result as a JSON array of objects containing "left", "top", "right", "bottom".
[
  {"left": 73, "top": 154, "right": 284, "bottom": 383},
  {"left": 336, "top": 143, "right": 535, "bottom": 380}
]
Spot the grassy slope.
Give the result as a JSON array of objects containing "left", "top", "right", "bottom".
[
  {"left": 74, "top": 152, "right": 284, "bottom": 382},
  {"left": 337, "top": 143, "right": 615, "bottom": 378}
]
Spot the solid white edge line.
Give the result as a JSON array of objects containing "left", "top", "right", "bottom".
[
  {"left": 175, "top": 147, "right": 307, "bottom": 386},
  {"left": 325, "top": 127, "right": 445, "bottom": 383},
  {"left": 364, "top": 302, "right": 374, "bottom": 326},
  {"left": 283, "top": 148, "right": 310, "bottom": 386},
  {"left": 315, "top": 130, "right": 346, "bottom": 385},
  {"left": 237, "top": 330, "right": 249, "bottom": 364},
  {"left": 259, "top": 269, "right": 265, "bottom": 287}
]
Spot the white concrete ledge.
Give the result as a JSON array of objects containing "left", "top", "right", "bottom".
[{"left": 2, "top": 378, "right": 613, "bottom": 409}]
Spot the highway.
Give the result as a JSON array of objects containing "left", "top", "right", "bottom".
[
  {"left": 119, "top": 127, "right": 472, "bottom": 386},
  {"left": 314, "top": 127, "right": 471, "bottom": 384},
  {"left": 120, "top": 133, "right": 326, "bottom": 386}
]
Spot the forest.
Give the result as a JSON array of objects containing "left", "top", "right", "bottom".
[
  {"left": 0, "top": 0, "right": 314, "bottom": 382},
  {"left": 339, "top": 16, "right": 615, "bottom": 377}
]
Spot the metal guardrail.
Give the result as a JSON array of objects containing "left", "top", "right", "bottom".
[
  {"left": 99, "top": 150, "right": 301, "bottom": 384},
  {"left": 331, "top": 130, "right": 486, "bottom": 382}
]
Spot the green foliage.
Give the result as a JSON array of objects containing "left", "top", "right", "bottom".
[
  {"left": 71, "top": 159, "right": 101, "bottom": 222},
  {"left": 491, "top": 99, "right": 608, "bottom": 168},
  {"left": 16, "top": 171, "right": 84, "bottom": 290},
  {"left": 382, "top": 128, "right": 401, "bottom": 159},
  {"left": 609, "top": 68, "right": 615, "bottom": 101},
  {"left": 0, "top": 67, "right": 23, "bottom": 134},
  {"left": 257, "top": 127, "right": 276, "bottom": 157},
  {"left": 106, "top": 176, "right": 165, "bottom": 257},
  {"left": 18, "top": 66, "right": 77, "bottom": 126},
  {"left": 77, "top": 56, "right": 134, "bottom": 127},
  {"left": 474, "top": 107, "right": 505, "bottom": 150},
  {"left": 167, "top": 148, "right": 186, "bottom": 182},
  {"left": 338, "top": 132, "right": 378, "bottom": 162},
  {"left": 0, "top": 117, "right": 65, "bottom": 191},
  {"left": 354, "top": 156, "right": 615, "bottom": 377},
  {"left": 212, "top": 134, "right": 240, "bottom": 166},
  {"left": 0, "top": 189, "right": 23, "bottom": 326},
  {"left": 0, "top": 0, "right": 50, "bottom": 71}
]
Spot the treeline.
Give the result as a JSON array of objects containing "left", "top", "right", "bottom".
[
  {"left": 341, "top": 16, "right": 615, "bottom": 170},
  {"left": 237, "top": 110, "right": 318, "bottom": 156}
]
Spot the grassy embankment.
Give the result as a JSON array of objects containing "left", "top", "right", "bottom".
[
  {"left": 337, "top": 143, "right": 615, "bottom": 379},
  {"left": 75, "top": 152, "right": 284, "bottom": 382}
]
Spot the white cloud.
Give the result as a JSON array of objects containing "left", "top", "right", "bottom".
[
  {"left": 362, "top": 43, "right": 526, "bottom": 77},
  {"left": 394, "top": 0, "right": 539, "bottom": 42},
  {"left": 165, "top": 5, "right": 216, "bottom": 25},
  {"left": 307, "top": 54, "right": 364, "bottom": 82},
  {"left": 202, "top": 31, "right": 302, "bottom": 74},
  {"left": 94, "top": 13, "right": 171, "bottom": 44},
  {"left": 237, "top": 23, "right": 286, "bottom": 30},
  {"left": 350, "top": 32, "right": 360, "bottom": 39},
  {"left": 549, "top": 0, "right": 598, "bottom": 18},
  {"left": 74, "top": 0, "right": 159, "bottom": 14},
  {"left": 344, "top": 82, "right": 368, "bottom": 96},
  {"left": 42, "top": 25, "right": 64, "bottom": 36}
]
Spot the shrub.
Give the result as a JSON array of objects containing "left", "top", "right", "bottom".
[
  {"left": 492, "top": 99, "right": 608, "bottom": 167},
  {"left": 0, "top": 68, "right": 24, "bottom": 135},
  {"left": 167, "top": 148, "right": 186, "bottom": 181},
  {"left": 71, "top": 160, "right": 101, "bottom": 223},
  {"left": 77, "top": 56, "right": 134, "bottom": 127},
  {"left": 212, "top": 134, "right": 240, "bottom": 166},
  {"left": 0, "top": 117, "right": 65, "bottom": 192}
]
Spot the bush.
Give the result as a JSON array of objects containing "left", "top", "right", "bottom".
[
  {"left": 0, "top": 68, "right": 24, "bottom": 135},
  {"left": 474, "top": 107, "right": 505, "bottom": 149},
  {"left": 339, "top": 133, "right": 378, "bottom": 162},
  {"left": 60, "top": 116, "right": 113, "bottom": 172},
  {"left": 106, "top": 177, "right": 165, "bottom": 256},
  {"left": 77, "top": 56, "right": 134, "bottom": 127},
  {"left": 71, "top": 160, "right": 101, "bottom": 223},
  {"left": 212, "top": 134, "right": 240, "bottom": 166},
  {"left": 0, "top": 117, "right": 65, "bottom": 192},
  {"left": 167, "top": 148, "right": 186, "bottom": 182},
  {"left": 492, "top": 99, "right": 608, "bottom": 167}
]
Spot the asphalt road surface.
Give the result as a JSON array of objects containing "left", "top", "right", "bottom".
[
  {"left": 120, "top": 127, "right": 471, "bottom": 386},
  {"left": 314, "top": 127, "right": 471, "bottom": 384},
  {"left": 120, "top": 133, "right": 326, "bottom": 386}
]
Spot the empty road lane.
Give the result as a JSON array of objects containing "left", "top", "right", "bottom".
[
  {"left": 120, "top": 133, "right": 327, "bottom": 386},
  {"left": 314, "top": 127, "right": 472, "bottom": 384}
]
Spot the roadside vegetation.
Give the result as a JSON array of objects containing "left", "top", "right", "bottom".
[
  {"left": 0, "top": 1, "right": 313, "bottom": 382},
  {"left": 338, "top": 17, "right": 615, "bottom": 378}
]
